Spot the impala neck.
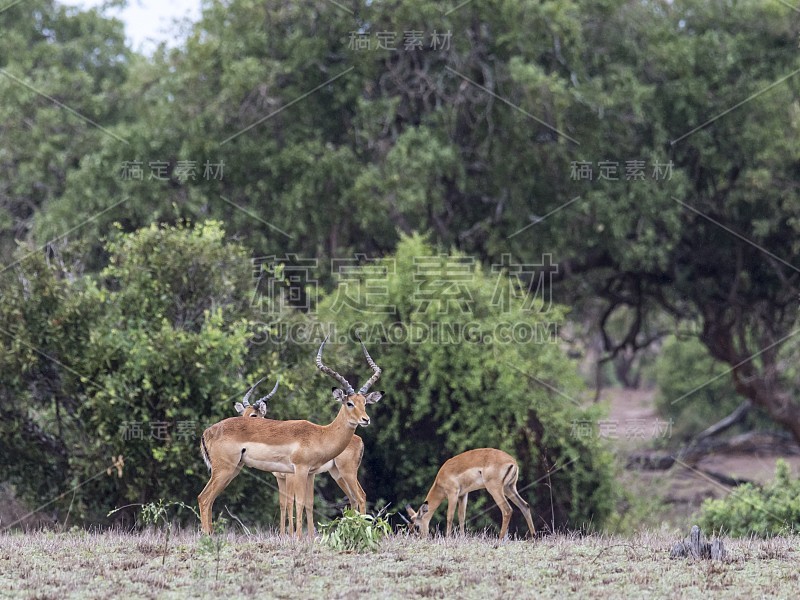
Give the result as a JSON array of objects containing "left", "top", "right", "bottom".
[
  {"left": 423, "top": 483, "right": 447, "bottom": 521},
  {"left": 319, "top": 403, "right": 357, "bottom": 457}
]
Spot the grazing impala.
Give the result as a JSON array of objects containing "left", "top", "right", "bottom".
[
  {"left": 233, "top": 378, "right": 367, "bottom": 535},
  {"left": 406, "top": 448, "right": 536, "bottom": 539},
  {"left": 199, "top": 336, "right": 383, "bottom": 536}
]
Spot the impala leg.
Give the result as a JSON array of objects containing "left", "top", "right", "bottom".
[
  {"left": 330, "top": 465, "right": 361, "bottom": 513},
  {"left": 332, "top": 438, "right": 366, "bottom": 513},
  {"left": 286, "top": 473, "right": 296, "bottom": 536},
  {"left": 445, "top": 493, "right": 458, "bottom": 537},
  {"left": 339, "top": 471, "right": 366, "bottom": 514},
  {"left": 275, "top": 473, "right": 287, "bottom": 535},
  {"left": 291, "top": 474, "right": 314, "bottom": 537},
  {"left": 198, "top": 456, "right": 242, "bottom": 534},
  {"left": 486, "top": 483, "right": 514, "bottom": 539},
  {"left": 354, "top": 480, "right": 367, "bottom": 514},
  {"left": 353, "top": 438, "right": 367, "bottom": 513},
  {"left": 505, "top": 482, "right": 536, "bottom": 537},
  {"left": 292, "top": 466, "right": 310, "bottom": 540},
  {"left": 305, "top": 474, "right": 316, "bottom": 539},
  {"left": 329, "top": 466, "right": 352, "bottom": 509},
  {"left": 457, "top": 493, "right": 469, "bottom": 535}
]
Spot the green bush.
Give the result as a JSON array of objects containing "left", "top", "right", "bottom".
[
  {"left": 310, "top": 234, "right": 615, "bottom": 533},
  {"left": 0, "top": 222, "right": 285, "bottom": 524},
  {"left": 1, "top": 226, "right": 614, "bottom": 533},
  {"left": 319, "top": 509, "right": 392, "bottom": 553},
  {"left": 696, "top": 460, "right": 800, "bottom": 537}
]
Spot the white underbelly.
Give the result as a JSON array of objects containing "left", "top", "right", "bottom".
[
  {"left": 241, "top": 441, "right": 297, "bottom": 473},
  {"left": 460, "top": 471, "right": 486, "bottom": 493},
  {"left": 244, "top": 458, "right": 294, "bottom": 473},
  {"left": 310, "top": 459, "right": 334, "bottom": 475}
]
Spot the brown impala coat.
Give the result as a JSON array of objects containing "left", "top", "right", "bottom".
[
  {"left": 198, "top": 336, "right": 383, "bottom": 537},
  {"left": 407, "top": 448, "right": 536, "bottom": 539},
  {"left": 201, "top": 406, "right": 362, "bottom": 476}
]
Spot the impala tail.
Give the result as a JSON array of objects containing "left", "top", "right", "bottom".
[
  {"left": 200, "top": 433, "right": 212, "bottom": 471},
  {"left": 503, "top": 463, "right": 517, "bottom": 486}
]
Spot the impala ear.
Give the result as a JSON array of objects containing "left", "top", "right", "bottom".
[
  {"left": 405, "top": 504, "right": 417, "bottom": 519},
  {"left": 419, "top": 502, "right": 429, "bottom": 515},
  {"left": 257, "top": 401, "right": 267, "bottom": 417},
  {"left": 332, "top": 388, "right": 347, "bottom": 403},
  {"left": 234, "top": 402, "right": 245, "bottom": 415},
  {"left": 365, "top": 391, "right": 384, "bottom": 404}
]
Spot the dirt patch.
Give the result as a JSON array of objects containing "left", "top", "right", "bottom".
[
  {"left": 598, "top": 387, "right": 671, "bottom": 447},
  {"left": 601, "top": 387, "right": 800, "bottom": 523}
]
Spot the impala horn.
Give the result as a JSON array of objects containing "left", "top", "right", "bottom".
[
  {"left": 355, "top": 333, "right": 382, "bottom": 394},
  {"left": 255, "top": 377, "right": 280, "bottom": 405},
  {"left": 315, "top": 336, "right": 355, "bottom": 394},
  {"left": 241, "top": 376, "right": 267, "bottom": 407}
]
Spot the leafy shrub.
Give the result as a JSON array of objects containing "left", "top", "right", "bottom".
[
  {"left": 0, "top": 226, "right": 614, "bottom": 533},
  {"left": 312, "top": 234, "right": 615, "bottom": 532},
  {"left": 319, "top": 509, "right": 392, "bottom": 553},
  {"left": 0, "top": 222, "right": 282, "bottom": 525},
  {"left": 696, "top": 460, "right": 800, "bottom": 537}
]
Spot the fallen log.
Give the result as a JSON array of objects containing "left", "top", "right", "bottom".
[{"left": 627, "top": 431, "right": 800, "bottom": 472}]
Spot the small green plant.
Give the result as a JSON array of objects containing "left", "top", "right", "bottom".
[
  {"left": 108, "top": 499, "right": 198, "bottom": 566},
  {"left": 318, "top": 509, "right": 392, "bottom": 553},
  {"left": 141, "top": 500, "right": 174, "bottom": 566},
  {"left": 198, "top": 517, "right": 228, "bottom": 580},
  {"left": 696, "top": 460, "right": 800, "bottom": 537}
]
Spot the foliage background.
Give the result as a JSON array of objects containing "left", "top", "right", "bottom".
[{"left": 1, "top": 0, "right": 799, "bottom": 535}]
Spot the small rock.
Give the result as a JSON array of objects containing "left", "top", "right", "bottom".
[{"left": 670, "top": 525, "right": 726, "bottom": 561}]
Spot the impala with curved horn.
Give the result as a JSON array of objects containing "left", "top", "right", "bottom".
[
  {"left": 198, "top": 336, "right": 383, "bottom": 536},
  {"left": 233, "top": 376, "right": 279, "bottom": 418},
  {"left": 233, "top": 377, "right": 367, "bottom": 534}
]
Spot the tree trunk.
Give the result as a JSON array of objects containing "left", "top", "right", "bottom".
[
  {"left": 701, "top": 319, "right": 800, "bottom": 445},
  {"left": 695, "top": 401, "right": 750, "bottom": 441}
]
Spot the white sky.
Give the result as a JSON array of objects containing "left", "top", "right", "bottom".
[{"left": 65, "top": 0, "right": 203, "bottom": 53}]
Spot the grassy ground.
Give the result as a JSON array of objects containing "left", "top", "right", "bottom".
[{"left": 1, "top": 530, "right": 797, "bottom": 599}]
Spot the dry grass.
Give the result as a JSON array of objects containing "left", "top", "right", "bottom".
[{"left": 0, "top": 529, "right": 797, "bottom": 599}]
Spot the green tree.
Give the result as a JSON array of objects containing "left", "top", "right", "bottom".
[
  {"left": 0, "top": 222, "right": 283, "bottom": 523},
  {"left": 28, "top": 0, "right": 799, "bottom": 444},
  {"left": 0, "top": 0, "right": 130, "bottom": 263}
]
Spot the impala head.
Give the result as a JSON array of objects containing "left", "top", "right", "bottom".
[
  {"left": 405, "top": 502, "right": 431, "bottom": 536},
  {"left": 233, "top": 377, "right": 279, "bottom": 418},
  {"left": 315, "top": 334, "right": 384, "bottom": 428}
]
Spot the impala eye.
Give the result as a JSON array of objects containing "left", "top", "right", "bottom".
[{"left": 346, "top": 401, "right": 354, "bottom": 408}]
